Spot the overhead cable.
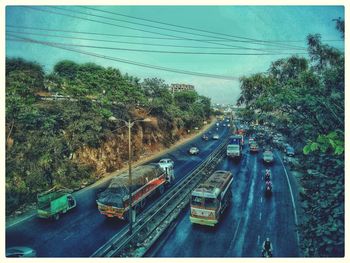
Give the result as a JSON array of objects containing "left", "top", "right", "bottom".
[
  {"left": 7, "top": 32, "right": 307, "bottom": 56},
  {"left": 7, "top": 34, "right": 240, "bottom": 81}
]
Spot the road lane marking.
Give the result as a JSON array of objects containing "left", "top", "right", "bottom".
[
  {"left": 233, "top": 155, "right": 258, "bottom": 256},
  {"left": 276, "top": 153, "right": 300, "bottom": 247},
  {"left": 231, "top": 217, "right": 242, "bottom": 249},
  {"left": 260, "top": 197, "right": 262, "bottom": 203},
  {"left": 258, "top": 235, "right": 261, "bottom": 246},
  {"left": 259, "top": 212, "right": 262, "bottom": 221},
  {"left": 63, "top": 233, "right": 74, "bottom": 241},
  {"left": 6, "top": 213, "right": 36, "bottom": 229}
]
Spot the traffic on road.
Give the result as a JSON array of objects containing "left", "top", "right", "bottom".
[{"left": 6, "top": 119, "right": 300, "bottom": 257}]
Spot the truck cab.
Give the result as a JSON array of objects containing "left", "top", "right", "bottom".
[
  {"left": 227, "top": 144, "right": 241, "bottom": 158},
  {"left": 158, "top": 159, "right": 175, "bottom": 183}
]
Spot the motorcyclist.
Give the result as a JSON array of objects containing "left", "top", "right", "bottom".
[
  {"left": 261, "top": 237, "right": 273, "bottom": 257},
  {"left": 265, "top": 169, "right": 271, "bottom": 181},
  {"left": 265, "top": 180, "right": 272, "bottom": 191}
]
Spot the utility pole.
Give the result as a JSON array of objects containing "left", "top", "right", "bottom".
[{"left": 128, "top": 120, "right": 133, "bottom": 234}]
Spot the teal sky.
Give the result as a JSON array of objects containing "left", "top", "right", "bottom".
[{"left": 6, "top": 5, "right": 344, "bottom": 104}]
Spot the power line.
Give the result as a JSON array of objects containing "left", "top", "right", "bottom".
[
  {"left": 6, "top": 30, "right": 306, "bottom": 52},
  {"left": 6, "top": 25, "right": 179, "bottom": 40},
  {"left": 7, "top": 34, "right": 240, "bottom": 81},
  {"left": 57, "top": 6, "right": 308, "bottom": 50},
  {"left": 21, "top": 6, "right": 304, "bottom": 52},
  {"left": 80, "top": 6, "right": 308, "bottom": 50},
  {"left": 40, "top": 6, "right": 284, "bottom": 52},
  {"left": 7, "top": 33, "right": 307, "bottom": 56},
  {"left": 7, "top": 25, "right": 343, "bottom": 44}
]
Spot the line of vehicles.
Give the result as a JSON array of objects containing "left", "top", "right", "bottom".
[
  {"left": 34, "top": 120, "right": 293, "bottom": 224},
  {"left": 225, "top": 124, "right": 296, "bottom": 166},
  {"left": 188, "top": 123, "right": 223, "bottom": 155},
  {"left": 34, "top": 121, "right": 229, "bottom": 223},
  {"left": 20, "top": 118, "right": 294, "bottom": 257}
]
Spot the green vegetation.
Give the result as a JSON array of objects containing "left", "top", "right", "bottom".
[
  {"left": 236, "top": 20, "right": 344, "bottom": 256},
  {"left": 6, "top": 59, "right": 211, "bottom": 215}
]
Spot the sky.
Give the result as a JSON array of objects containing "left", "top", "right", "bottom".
[{"left": 5, "top": 5, "right": 344, "bottom": 104}]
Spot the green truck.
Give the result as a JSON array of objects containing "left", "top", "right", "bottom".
[{"left": 37, "top": 187, "right": 76, "bottom": 220}]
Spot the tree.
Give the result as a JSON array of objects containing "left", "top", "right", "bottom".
[
  {"left": 53, "top": 60, "right": 79, "bottom": 80},
  {"left": 235, "top": 19, "right": 344, "bottom": 256}
]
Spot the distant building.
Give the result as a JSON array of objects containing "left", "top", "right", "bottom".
[{"left": 169, "top": 83, "right": 195, "bottom": 93}]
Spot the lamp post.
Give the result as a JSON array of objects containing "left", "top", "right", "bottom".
[{"left": 116, "top": 117, "right": 151, "bottom": 234}]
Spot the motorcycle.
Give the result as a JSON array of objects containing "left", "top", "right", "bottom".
[
  {"left": 261, "top": 249, "right": 273, "bottom": 257},
  {"left": 261, "top": 239, "right": 273, "bottom": 257},
  {"left": 265, "top": 181, "right": 272, "bottom": 197}
]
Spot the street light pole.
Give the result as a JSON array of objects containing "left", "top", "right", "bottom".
[
  {"left": 128, "top": 120, "right": 133, "bottom": 234},
  {"left": 112, "top": 117, "right": 151, "bottom": 235}
]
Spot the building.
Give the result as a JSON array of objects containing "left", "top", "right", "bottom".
[{"left": 169, "top": 83, "right": 195, "bottom": 93}]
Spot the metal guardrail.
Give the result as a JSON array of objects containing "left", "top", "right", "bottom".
[{"left": 91, "top": 138, "right": 229, "bottom": 257}]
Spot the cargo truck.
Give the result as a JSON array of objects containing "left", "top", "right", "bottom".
[
  {"left": 37, "top": 187, "right": 76, "bottom": 220},
  {"left": 227, "top": 135, "right": 243, "bottom": 159},
  {"left": 96, "top": 163, "right": 174, "bottom": 220}
]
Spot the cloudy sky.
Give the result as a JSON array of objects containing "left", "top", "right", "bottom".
[{"left": 6, "top": 5, "right": 344, "bottom": 104}]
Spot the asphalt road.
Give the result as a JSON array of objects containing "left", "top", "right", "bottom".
[
  {"left": 153, "top": 139, "right": 300, "bottom": 257},
  {"left": 6, "top": 122, "right": 230, "bottom": 257}
]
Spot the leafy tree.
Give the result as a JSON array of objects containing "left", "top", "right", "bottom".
[{"left": 53, "top": 60, "right": 79, "bottom": 80}]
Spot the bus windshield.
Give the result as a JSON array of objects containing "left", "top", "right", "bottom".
[
  {"left": 191, "top": 195, "right": 218, "bottom": 209},
  {"left": 227, "top": 145, "right": 239, "bottom": 150}
]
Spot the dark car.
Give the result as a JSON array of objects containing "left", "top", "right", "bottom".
[
  {"left": 250, "top": 142, "right": 259, "bottom": 152},
  {"left": 263, "top": 150, "right": 274, "bottom": 164},
  {"left": 286, "top": 146, "right": 295, "bottom": 157}
]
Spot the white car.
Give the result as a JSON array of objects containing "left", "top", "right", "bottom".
[
  {"left": 189, "top": 147, "right": 200, "bottom": 155},
  {"left": 6, "top": 247, "right": 36, "bottom": 257},
  {"left": 158, "top": 158, "right": 174, "bottom": 170},
  {"left": 213, "top": 134, "right": 220, "bottom": 140}
]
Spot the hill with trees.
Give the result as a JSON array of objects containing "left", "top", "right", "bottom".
[{"left": 6, "top": 59, "right": 211, "bottom": 215}]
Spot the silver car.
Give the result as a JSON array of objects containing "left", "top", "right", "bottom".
[{"left": 189, "top": 147, "right": 200, "bottom": 155}]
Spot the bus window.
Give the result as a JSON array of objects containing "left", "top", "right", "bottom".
[
  {"left": 191, "top": 196, "right": 204, "bottom": 206},
  {"left": 204, "top": 198, "right": 218, "bottom": 209}
]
